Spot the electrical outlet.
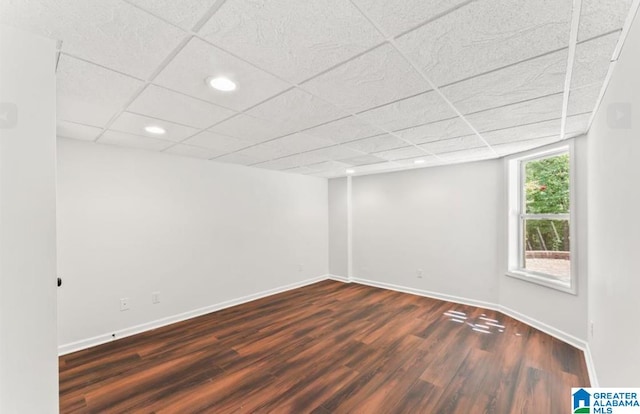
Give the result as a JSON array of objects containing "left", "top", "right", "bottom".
[
  {"left": 417, "top": 269, "right": 423, "bottom": 278},
  {"left": 298, "top": 264, "right": 304, "bottom": 272},
  {"left": 152, "top": 291, "right": 160, "bottom": 304},
  {"left": 120, "top": 297, "right": 129, "bottom": 311}
]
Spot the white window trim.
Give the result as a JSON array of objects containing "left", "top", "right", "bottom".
[{"left": 506, "top": 140, "right": 578, "bottom": 295}]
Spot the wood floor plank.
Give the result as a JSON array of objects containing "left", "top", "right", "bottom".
[{"left": 59, "top": 280, "right": 589, "bottom": 413}]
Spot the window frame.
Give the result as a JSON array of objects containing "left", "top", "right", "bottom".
[{"left": 506, "top": 141, "right": 577, "bottom": 294}]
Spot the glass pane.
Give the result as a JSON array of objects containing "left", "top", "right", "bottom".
[
  {"left": 523, "top": 219, "right": 571, "bottom": 283},
  {"left": 525, "top": 153, "right": 570, "bottom": 214}
]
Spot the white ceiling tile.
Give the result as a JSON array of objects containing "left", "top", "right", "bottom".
[
  {"left": 568, "top": 84, "right": 601, "bottom": 116},
  {"left": 110, "top": 112, "right": 198, "bottom": 142},
  {"left": 302, "top": 44, "right": 428, "bottom": 114},
  {"left": 282, "top": 166, "right": 318, "bottom": 175},
  {"left": 267, "top": 133, "right": 335, "bottom": 154},
  {"left": 154, "top": 37, "right": 291, "bottom": 111},
  {"left": 493, "top": 135, "right": 562, "bottom": 156},
  {"left": 303, "top": 145, "right": 365, "bottom": 162},
  {"left": 435, "top": 147, "right": 497, "bottom": 162},
  {"left": 163, "top": 144, "right": 220, "bottom": 159},
  {"left": 9, "top": 0, "right": 611, "bottom": 175},
  {"left": 307, "top": 160, "right": 352, "bottom": 171},
  {"left": 56, "top": 121, "right": 102, "bottom": 141},
  {"left": 126, "top": 0, "right": 216, "bottom": 30},
  {"left": 128, "top": 85, "right": 236, "bottom": 129},
  {"left": 214, "top": 152, "right": 266, "bottom": 166},
  {"left": 374, "top": 146, "right": 428, "bottom": 161},
  {"left": 465, "top": 93, "right": 564, "bottom": 133},
  {"left": 481, "top": 119, "right": 561, "bottom": 146},
  {"left": 231, "top": 141, "right": 298, "bottom": 161},
  {"left": 393, "top": 156, "right": 442, "bottom": 167},
  {"left": 396, "top": 0, "right": 572, "bottom": 86},
  {"left": 0, "top": 0, "right": 187, "bottom": 79},
  {"left": 208, "top": 114, "right": 291, "bottom": 143},
  {"left": 395, "top": 117, "right": 475, "bottom": 144},
  {"left": 420, "top": 135, "right": 486, "bottom": 155},
  {"left": 246, "top": 88, "right": 346, "bottom": 132},
  {"left": 98, "top": 130, "right": 174, "bottom": 151},
  {"left": 356, "top": 90, "right": 457, "bottom": 132},
  {"left": 565, "top": 113, "right": 592, "bottom": 136},
  {"left": 440, "top": 49, "right": 568, "bottom": 114},
  {"left": 348, "top": 161, "right": 401, "bottom": 174},
  {"left": 307, "top": 160, "right": 352, "bottom": 177},
  {"left": 352, "top": 0, "right": 469, "bottom": 37},
  {"left": 198, "top": 0, "right": 384, "bottom": 83},
  {"left": 253, "top": 156, "right": 302, "bottom": 171},
  {"left": 303, "top": 116, "right": 384, "bottom": 143},
  {"left": 342, "top": 134, "right": 408, "bottom": 153},
  {"left": 571, "top": 32, "right": 619, "bottom": 90},
  {"left": 339, "top": 154, "right": 387, "bottom": 166},
  {"left": 57, "top": 55, "right": 143, "bottom": 127},
  {"left": 578, "top": 0, "right": 633, "bottom": 41},
  {"left": 183, "top": 130, "right": 251, "bottom": 153},
  {"left": 291, "top": 151, "right": 333, "bottom": 167}
]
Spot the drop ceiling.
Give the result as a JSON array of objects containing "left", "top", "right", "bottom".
[{"left": 1, "top": 0, "right": 636, "bottom": 177}]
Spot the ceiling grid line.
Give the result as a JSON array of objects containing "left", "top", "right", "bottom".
[
  {"left": 560, "top": 0, "right": 584, "bottom": 140},
  {"left": 66, "top": 0, "right": 597, "bottom": 167},
  {"left": 171, "top": 48, "right": 448, "bottom": 167},
  {"left": 346, "top": 0, "right": 499, "bottom": 158},
  {"left": 90, "top": 34, "right": 196, "bottom": 143},
  {"left": 126, "top": 2, "right": 406, "bottom": 166},
  {"left": 159, "top": 85, "right": 297, "bottom": 153},
  {"left": 293, "top": 81, "right": 444, "bottom": 161},
  {"left": 190, "top": 0, "right": 229, "bottom": 32},
  {"left": 113, "top": 1, "right": 478, "bottom": 166},
  {"left": 166, "top": 0, "right": 606, "bottom": 171},
  {"left": 385, "top": 0, "right": 477, "bottom": 39},
  {"left": 13, "top": 0, "right": 630, "bottom": 176},
  {"left": 57, "top": 51, "right": 146, "bottom": 83},
  {"left": 586, "top": 0, "right": 640, "bottom": 130}
]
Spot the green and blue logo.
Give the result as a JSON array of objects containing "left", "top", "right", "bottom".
[
  {"left": 571, "top": 388, "right": 640, "bottom": 413},
  {"left": 573, "top": 388, "right": 591, "bottom": 413}
]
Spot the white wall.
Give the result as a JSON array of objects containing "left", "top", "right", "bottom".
[
  {"left": 587, "top": 10, "right": 640, "bottom": 386},
  {"left": 328, "top": 177, "right": 348, "bottom": 277},
  {"left": 331, "top": 137, "right": 589, "bottom": 345},
  {"left": 498, "top": 137, "right": 589, "bottom": 342},
  {"left": 57, "top": 138, "right": 328, "bottom": 350},
  {"left": 350, "top": 161, "right": 501, "bottom": 304},
  {"left": 0, "top": 25, "right": 59, "bottom": 413}
]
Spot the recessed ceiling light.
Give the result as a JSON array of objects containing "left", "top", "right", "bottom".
[
  {"left": 144, "top": 125, "right": 166, "bottom": 135},
  {"left": 346, "top": 169, "right": 355, "bottom": 174},
  {"left": 414, "top": 159, "right": 426, "bottom": 165},
  {"left": 207, "top": 76, "right": 236, "bottom": 92}
]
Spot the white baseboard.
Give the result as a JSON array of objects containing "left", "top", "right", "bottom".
[
  {"left": 59, "top": 274, "right": 599, "bottom": 387},
  {"left": 350, "top": 277, "right": 499, "bottom": 311},
  {"left": 497, "top": 305, "right": 586, "bottom": 350},
  {"left": 341, "top": 277, "right": 597, "bottom": 387},
  {"left": 583, "top": 343, "right": 599, "bottom": 387},
  {"left": 58, "top": 275, "right": 328, "bottom": 356},
  {"left": 327, "top": 274, "right": 350, "bottom": 283}
]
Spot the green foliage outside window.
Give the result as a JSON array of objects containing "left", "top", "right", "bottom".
[{"left": 524, "top": 154, "right": 570, "bottom": 252}]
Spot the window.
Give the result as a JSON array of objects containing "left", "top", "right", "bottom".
[{"left": 507, "top": 143, "right": 576, "bottom": 293}]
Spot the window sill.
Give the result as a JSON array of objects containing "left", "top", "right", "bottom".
[{"left": 506, "top": 270, "right": 577, "bottom": 295}]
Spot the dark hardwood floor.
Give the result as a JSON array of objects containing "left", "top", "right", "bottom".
[{"left": 59, "top": 280, "right": 589, "bottom": 413}]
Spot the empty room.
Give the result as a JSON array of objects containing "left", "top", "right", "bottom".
[{"left": 1, "top": 0, "right": 639, "bottom": 413}]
